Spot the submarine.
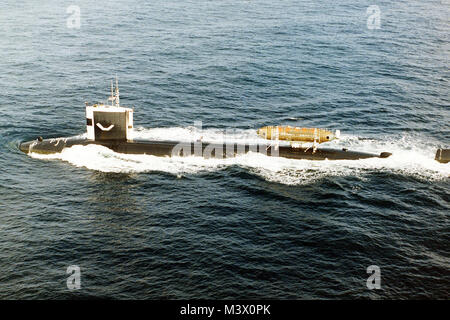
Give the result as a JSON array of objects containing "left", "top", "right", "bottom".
[{"left": 19, "top": 80, "right": 395, "bottom": 161}]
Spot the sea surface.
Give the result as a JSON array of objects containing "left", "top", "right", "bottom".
[{"left": 0, "top": 0, "right": 449, "bottom": 299}]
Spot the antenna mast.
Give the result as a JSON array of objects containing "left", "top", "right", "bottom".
[
  {"left": 110, "top": 80, "right": 114, "bottom": 106},
  {"left": 106, "top": 77, "right": 120, "bottom": 107},
  {"left": 115, "top": 76, "right": 120, "bottom": 107}
]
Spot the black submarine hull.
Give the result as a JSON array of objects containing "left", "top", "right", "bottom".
[{"left": 19, "top": 136, "right": 392, "bottom": 161}]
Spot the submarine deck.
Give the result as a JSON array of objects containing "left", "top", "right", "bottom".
[{"left": 19, "top": 136, "right": 392, "bottom": 161}]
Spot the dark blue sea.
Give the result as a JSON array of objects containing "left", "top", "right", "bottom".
[{"left": 0, "top": 0, "right": 449, "bottom": 299}]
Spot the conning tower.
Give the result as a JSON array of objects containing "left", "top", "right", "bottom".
[{"left": 85, "top": 78, "right": 133, "bottom": 141}]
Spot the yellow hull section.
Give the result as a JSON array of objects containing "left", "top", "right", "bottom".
[{"left": 257, "top": 126, "right": 338, "bottom": 143}]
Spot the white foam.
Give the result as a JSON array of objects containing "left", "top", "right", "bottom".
[
  {"left": 29, "top": 128, "right": 449, "bottom": 185},
  {"left": 131, "top": 125, "right": 290, "bottom": 145}
]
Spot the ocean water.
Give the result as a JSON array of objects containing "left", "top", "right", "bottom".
[{"left": 0, "top": 0, "right": 449, "bottom": 299}]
